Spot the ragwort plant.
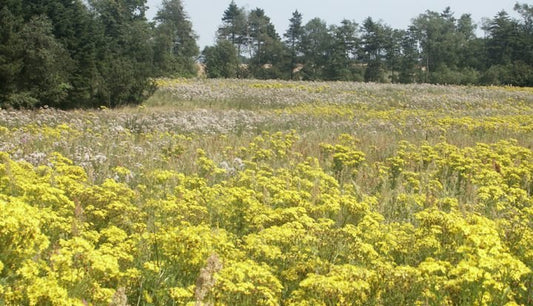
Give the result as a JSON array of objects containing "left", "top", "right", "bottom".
[{"left": 1, "top": 79, "right": 533, "bottom": 305}]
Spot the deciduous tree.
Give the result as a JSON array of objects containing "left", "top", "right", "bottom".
[{"left": 202, "top": 40, "right": 239, "bottom": 78}]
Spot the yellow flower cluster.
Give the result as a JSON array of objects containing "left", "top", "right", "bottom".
[
  {"left": 1, "top": 130, "right": 532, "bottom": 304},
  {"left": 1, "top": 79, "right": 533, "bottom": 304}
]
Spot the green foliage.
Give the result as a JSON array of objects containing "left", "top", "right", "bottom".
[
  {"left": 218, "top": 0, "right": 248, "bottom": 57},
  {"left": 361, "top": 17, "right": 389, "bottom": 82},
  {"left": 0, "top": 0, "right": 198, "bottom": 109},
  {"left": 202, "top": 40, "right": 239, "bottom": 78},
  {"left": 4, "top": 0, "right": 532, "bottom": 104},
  {"left": 0, "top": 12, "right": 73, "bottom": 109},
  {"left": 153, "top": 0, "right": 199, "bottom": 77},
  {"left": 284, "top": 10, "right": 305, "bottom": 80},
  {"left": 247, "top": 8, "right": 285, "bottom": 79},
  {"left": 205, "top": 2, "right": 533, "bottom": 85},
  {"left": 90, "top": 0, "right": 155, "bottom": 107}
]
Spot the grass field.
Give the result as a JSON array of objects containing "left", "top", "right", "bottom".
[{"left": 1, "top": 79, "right": 532, "bottom": 305}]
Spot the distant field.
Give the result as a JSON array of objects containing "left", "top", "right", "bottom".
[{"left": 1, "top": 79, "right": 532, "bottom": 304}]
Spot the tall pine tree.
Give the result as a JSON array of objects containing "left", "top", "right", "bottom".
[
  {"left": 284, "top": 10, "right": 304, "bottom": 79},
  {"left": 153, "top": 0, "right": 199, "bottom": 77},
  {"left": 218, "top": 1, "right": 247, "bottom": 58},
  {"left": 247, "top": 8, "right": 284, "bottom": 78}
]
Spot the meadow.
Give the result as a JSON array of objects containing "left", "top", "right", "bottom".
[{"left": 1, "top": 79, "right": 532, "bottom": 305}]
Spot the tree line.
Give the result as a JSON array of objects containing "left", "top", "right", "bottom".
[
  {"left": 1, "top": 0, "right": 532, "bottom": 109},
  {"left": 205, "top": 1, "right": 533, "bottom": 86}
]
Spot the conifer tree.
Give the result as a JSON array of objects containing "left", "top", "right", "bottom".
[
  {"left": 361, "top": 17, "right": 387, "bottom": 82},
  {"left": 153, "top": 0, "right": 199, "bottom": 77},
  {"left": 300, "top": 18, "right": 333, "bottom": 80},
  {"left": 247, "top": 8, "right": 284, "bottom": 78},
  {"left": 218, "top": 1, "right": 247, "bottom": 57},
  {"left": 89, "top": 0, "right": 154, "bottom": 107},
  {"left": 284, "top": 10, "right": 304, "bottom": 79}
]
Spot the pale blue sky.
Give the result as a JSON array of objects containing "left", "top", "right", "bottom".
[{"left": 146, "top": 0, "right": 522, "bottom": 49}]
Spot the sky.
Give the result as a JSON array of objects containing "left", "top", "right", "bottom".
[{"left": 146, "top": 0, "right": 522, "bottom": 49}]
